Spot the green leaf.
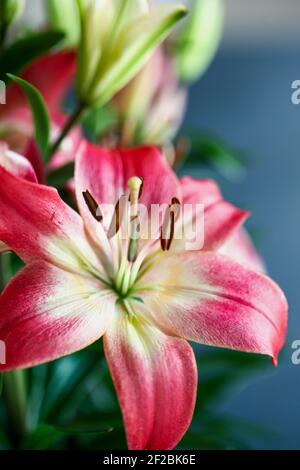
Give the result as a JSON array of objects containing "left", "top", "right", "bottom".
[
  {"left": 55, "top": 419, "right": 113, "bottom": 435},
  {"left": 7, "top": 74, "right": 50, "bottom": 163},
  {"left": 82, "top": 105, "right": 118, "bottom": 142},
  {"left": 21, "top": 424, "right": 65, "bottom": 450},
  {"left": 0, "top": 374, "right": 3, "bottom": 396},
  {"left": 47, "top": 162, "right": 75, "bottom": 188},
  {"left": 182, "top": 132, "right": 247, "bottom": 182},
  {"left": 0, "top": 30, "right": 65, "bottom": 83}
]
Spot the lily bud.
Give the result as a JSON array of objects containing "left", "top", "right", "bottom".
[
  {"left": 47, "top": 0, "right": 80, "bottom": 47},
  {"left": 175, "top": 0, "right": 224, "bottom": 83},
  {"left": 0, "top": 0, "right": 24, "bottom": 35},
  {"left": 75, "top": 0, "right": 187, "bottom": 107}
]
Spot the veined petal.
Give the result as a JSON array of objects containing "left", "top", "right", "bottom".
[
  {"left": 0, "top": 261, "right": 115, "bottom": 371},
  {"left": 104, "top": 313, "right": 197, "bottom": 450},
  {"left": 75, "top": 142, "right": 180, "bottom": 241},
  {"left": 0, "top": 142, "right": 37, "bottom": 183},
  {"left": 138, "top": 251, "right": 288, "bottom": 364},
  {"left": 180, "top": 177, "right": 248, "bottom": 251},
  {"left": 0, "top": 167, "right": 102, "bottom": 274}
]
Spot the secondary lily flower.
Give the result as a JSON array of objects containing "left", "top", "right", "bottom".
[
  {"left": 0, "top": 52, "right": 80, "bottom": 182},
  {"left": 0, "top": 143, "right": 287, "bottom": 450},
  {"left": 113, "top": 48, "right": 187, "bottom": 146},
  {"left": 75, "top": 0, "right": 187, "bottom": 106}
]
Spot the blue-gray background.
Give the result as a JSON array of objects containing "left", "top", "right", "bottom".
[{"left": 182, "top": 42, "right": 300, "bottom": 449}]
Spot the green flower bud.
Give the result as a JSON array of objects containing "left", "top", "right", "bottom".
[
  {"left": 47, "top": 0, "right": 80, "bottom": 48},
  {"left": 75, "top": 0, "right": 187, "bottom": 107},
  {"left": 175, "top": 0, "right": 224, "bottom": 83},
  {"left": 0, "top": 0, "right": 24, "bottom": 29}
]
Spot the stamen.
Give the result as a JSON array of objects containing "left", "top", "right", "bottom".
[
  {"left": 160, "top": 197, "right": 181, "bottom": 251},
  {"left": 128, "top": 176, "right": 143, "bottom": 219},
  {"left": 82, "top": 190, "right": 102, "bottom": 222},
  {"left": 107, "top": 194, "right": 128, "bottom": 239},
  {"left": 160, "top": 209, "right": 170, "bottom": 251},
  {"left": 171, "top": 197, "right": 181, "bottom": 221},
  {"left": 127, "top": 216, "right": 140, "bottom": 262}
]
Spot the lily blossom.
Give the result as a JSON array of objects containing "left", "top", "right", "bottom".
[
  {"left": 0, "top": 143, "right": 287, "bottom": 450},
  {"left": 113, "top": 48, "right": 187, "bottom": 146},
  {"left": 0, "top": 141, "right": 37, "bottom": 254},
  {"left": 0, "top": 52, "right": 80, "bottom": 181}
]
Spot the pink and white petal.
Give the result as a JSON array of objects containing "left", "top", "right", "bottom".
[
  {"left": 181, "top": 177, "right": 221, "bottom": 206},
  {"left": 0, "top": 167, "right": 102, "bottom": 274},
  {"left": 0, "top": 142, "right": 37, "bottom": 183},
  {"left": 75, "top": 143, "right": 181, "bottom": 255},
  {"left": 220, "top": 228, "right": 266, "bottom": 273},
  {"left": 75, "top": 142, "right": 181, "bottom": 230},
  {"left": 0, "top": 109, "right": 32, "bottom": 154},
  {"left": 24, "top": 138, "right": 46, "bottom": 183},
  {"left": 0, "top": 261, "right": 115, "bottom": 372},
  {"left": 104, "top": 313, "right": 197, "bottom": 450},
  {"left": 1, "top": 52, "right": 76, "bottom": 117},
  {"left": 138, "top": 251, "right": 288, "bottom": 364},
  {"left": 180, "top": 177, "right": 249, "bottom": 251}
]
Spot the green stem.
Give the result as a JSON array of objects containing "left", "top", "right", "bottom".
[
  {"left": 3, "top": 370, "right": 27, "bottom": 442},
  {"left": 49, "top": 102, "right": 86, "bottom": 158},
  {"left": 0, "top": 256, "right": 27, "bottom": 443}
]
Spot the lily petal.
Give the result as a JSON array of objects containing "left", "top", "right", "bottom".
[
  {"left": 75, "top": 142, "right": 180, "bottom": 240},
  {"left": 104, "top": 313, "right": 197, "bottom": 450},
  {"left": 139, "top": 251, "right": 288, "bottom": 364},
  {"left": 0, "top": 167, "right": 101, "bottom": 273},
  {"left": 2, "top": 52, "right": 76, "bottom": 118},
  {"left": 0, "top": 142, "right": 37, "bottom": 183},
  {"left": 0, "top": 261, "right": 115, "bottom": 371},
  {"left": 180, "top": 177, "right": 248, "bottom": 251}
]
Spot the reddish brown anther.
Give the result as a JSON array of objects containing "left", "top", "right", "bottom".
[{"left": 82, "top": 190, "right": 102, "bottom": 222}]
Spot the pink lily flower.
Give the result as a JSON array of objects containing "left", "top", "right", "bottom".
[
  {"left": 0, "top": 143, "right": 287, "bottom": 450},
  {"left": 0, "top": 52, "right": 80, "bottom": 181},
  {"left": 0, "top": 141, "right": 37, "bottom": 253}
]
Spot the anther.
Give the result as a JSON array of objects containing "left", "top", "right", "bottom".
[
  {"left": 82, "top": 190, "right": 102, "bottom": 222},
  {"left": 107, "top": 194, "right": 128, "bottom": 239},
  {"left": 128, "top": 176, "right": 143, "bottom": 219},
  {"left": 160, "top": 198, "right": 181, "bottom": 251}
]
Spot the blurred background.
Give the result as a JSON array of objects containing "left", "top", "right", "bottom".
[
  {"left": 10, "top": 0, "right": 300, "bottom": 450},
  {"left": 181, "top": 0, "right": 300, "bottom": 449}
]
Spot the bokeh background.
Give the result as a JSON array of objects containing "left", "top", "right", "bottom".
[
  {"left": 17, "top": 0, "right": 300, "bottom": 449},
  {"left": 181, "top": 0, "right": 300, "bottom": 450}
]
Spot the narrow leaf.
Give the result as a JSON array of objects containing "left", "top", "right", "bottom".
[{"left": 7, "top": 74, "right": 50, "bottom": 163}]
